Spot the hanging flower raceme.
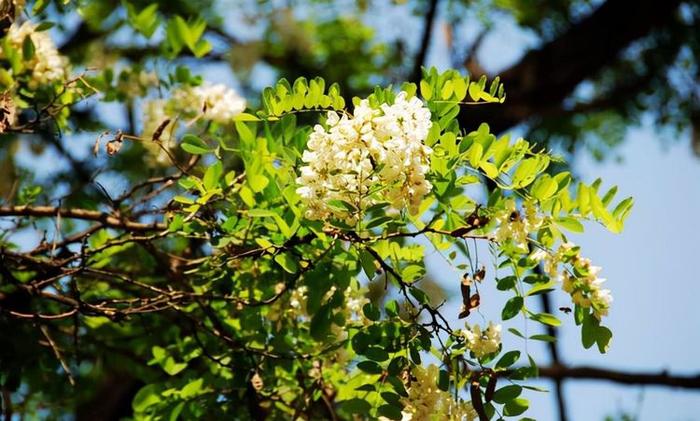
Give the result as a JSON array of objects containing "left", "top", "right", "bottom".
[
  {"left": 492, "top": 198, "right": 542, "bottom": 250},
  {"left": 296, "top": 91, "right": 433, "bottom": 225},
  {"left": 531, "top": 242, "right": 612, "bottom": 319},
  {"left": 389, "top": 364, "right": 476, "bottom": 421},
  {"left": 171, "top": 83, "right": 247, "bottom": 124},
  {"left": 141, "top": 82, "right": 246, "bottom": 139},
  {"left": 463, "top": 322, "right": 502, "bottom": 359},
  {"left": 1, "top": 21, "right": 69, "bottom": 87}
]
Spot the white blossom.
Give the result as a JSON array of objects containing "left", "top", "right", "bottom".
[
  {"left": 296, "top": 91, "right": 433, "bottom": 223},
  {"left": 394, "top": 364, "right": 477, "bottom": 421},
  {"left": 2, "top": 21, "right": 69, "bottom": 87},
  {"left": 171, "top": 83, "right": 246, "bottom": 123},
  {"left": 463, "top": 322, "right": 501, "bottom": 359},
  {"left": 141, "top": 83, "right": 246, "bottom": 138},
  {"left": 493, "top": 199, "right": 542, "bottom": 249}
]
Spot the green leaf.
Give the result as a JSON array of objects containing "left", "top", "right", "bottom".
[
  {"left": 359, "top": 249, "right": 377, "bottom": 279},
  {"left": 248, "top": 174, "right": 269, "bottom": 193},
  {"left": 22, "top": 36, "right": 35, "bottom": 61},
  {"left": 377, "top": 404, "right": 403, "bottom": 420},
  {"left": 450, "top": 77, "right": 465, "bottom": 100},
  {"left": 529, "top": 334, "right": 556, "bottom": 343},
  {"left": 441, "top": 80, "right": 454, "bottom": 99},
  {"left": 420, "top": 80, "right": 433, "bottom": 100},
  {"left": 357, "top": 360, "right": 383, "bottom": 374},
  {"left": 180, "top": 378, "right": 203, "bottom": 399},
  {"left": 495, "top": 350, "right": 520, "bottom": 369},
  {"left": 468, "top": 143, "right": 483, "bottom": 168},
  {"left": 385, "top": 300, "right": 400, "bottom": 317},
  {"left": 235, "top": 121, "right": 255, "bottom": 143},
  {"left": 365, "top": 347, "right": 389, "bottom": 362},
  {"left": 239, "top": 185, "right": 255, "bottom": 207},
  {"left": 512, "top": 158, "right": 540, "bottom": 188},
  {"left": 555, "top": 216, "right": 584, "bottom": 233},
  {"left": 234, "top": 112, "right": 259, "bottom": 121},
  {"left": 362, "top": 303, "right": 380, "bottom": 321},
  {"left": 596, "top": 326, "right": 613, "bottom": 353},
  {"left": 530, "top": 312, "right": 561, "bottom": 327},
  {"left": 508, "top": 327, "right": 525, "bottom": 339},
  {"left": 126, "top": 2, "right": 160, "bottom": 38},
  {"left": 581, "top": 314, "right": 597, "bottom": 349},
  {"left": 248, "top": 209, "right": 276, "bottom": 218},
  {"left": 531, "top": 175, "right": 558, "bottom": 200},
  {"left": 496, "top": 276, "right": 517, "bottom": 291},
  {"left": 310, "top": 304, "right": 332, "bottom": 340},
  {"left": 402, "top": 263, "right": 425, "bottom": 282},
  {"left": 340, "top": 398, "right": 372, "bottom": 414},
  {"left": 501, "top": 296, "right": 523, "bottom": 320},
  {"left": 492, "top": 385, "right": 522, "bottom": 404},
  {"left": 526, "top": 280, "right": 556, "bottom": 296},
  {"left": 202, "top": 161, "right": 223, "bottom": 190},
  {"left": 468, "top": 82, "right": 483, "bottom": 101},
  {"left": 366, "top": 216, "right": 393, "bottom": 229},
  {"left": 503, "top": 397, "right": 529, "bottom": 416},
  {"left": 480, "top": 161, "right": 499, "bottom": 178},
  {"left": 274, "top": 253, "right": 298, "bottom": 273},
  {"left": 381, "top": 391, "right": 402, "bottom": 406},
  {"left": 162, "top": 357, "right": 187, "bottom": 376},
  {"left": 191, "top": 39, "right": 212, "bottom": 58},
  {"left": 181, "top": 134, "right": 211, "bottom": 154},
  {"left": 132, "top": 384, "right": 160, "bottom": 412}
]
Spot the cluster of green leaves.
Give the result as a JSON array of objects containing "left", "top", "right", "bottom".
[
  {"left": 260, "top": 76, "right": 346, "bottom": 117},
  {"left": 100, "top": 66, "right": 629, "bottom": 419}
]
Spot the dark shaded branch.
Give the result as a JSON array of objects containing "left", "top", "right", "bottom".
[
  {"left": 539, "top": 291, "right": 568, "bottom": 421},
  {"left": 410, "top": 0, "right": 440, "bottom": 84},
  {"left": 459, "top": 0, "right": 684, "bottom": 133},
  {"left": 536, "top": 364, "right": 700, "bottom": 389},
  {"left": 0, "top": 205, "right": 165, "bottom": 231}
]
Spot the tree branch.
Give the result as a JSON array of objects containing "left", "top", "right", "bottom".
[
  {"left": 539, "top": 292, "right": 568, "bottom": 421},
  {"left": 535, "top": 364, "right": 700, "bottom": 389},
  {"left": 0, "top": 205, "right": 165, "bottom": 231},
  {"left": 459, "top": 0, "right": 684, "bottom": 133},
  {"left": 410, "top": 0, "right": 440, "bottom": 84}
]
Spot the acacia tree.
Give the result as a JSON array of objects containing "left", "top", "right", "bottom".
[{"left": 0, "top": 0, "right": 678, "bottom": 419}]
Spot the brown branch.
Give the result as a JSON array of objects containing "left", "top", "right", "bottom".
[
  {"left": 410, "top": 0, "right": 440, "bottom": 84},
  {"left": 0, "top": 205, "right": 165, "bottom": 231},
  {"left": 39, "top": 325, "right": 75, "bottom": 386},
  {"left": 458, "top": 0, "right": 684, "bottom": 133},
  {"left": 535, "top": 364, "right": 700, "bottom": 389},
  {"left": 463, "top": 29, "right": 489, "bottom": 77},
  {"left": 539, "top": 290, "right": 568, "bottom": 421}
]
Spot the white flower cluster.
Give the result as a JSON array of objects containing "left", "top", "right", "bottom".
[
  {"left": 493, "top": 199, "right": 542, "bottom": 249},
  {"left": 171, "top": 83, "right": 246, "bottom": 123},
  {"left": 2, "top": 22, "right": 69, "bottom": 87},
  {"left": 296, "top": 91, "right": 433, "bottom": 224},
  {"left": 531, "top": 242, "right": 612, "bottom": 319},
  {"left": 141, "top": 83, "right": 246, "bottom": 138},
  {"left": 289, "top": 285, "right": 308, "bottom": 311},
  {"left": 393, "top": 364, "right": 476, "bottom": 421},
  {"left": 463, "top": 322, "right": 502, "bottom": 359}
]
